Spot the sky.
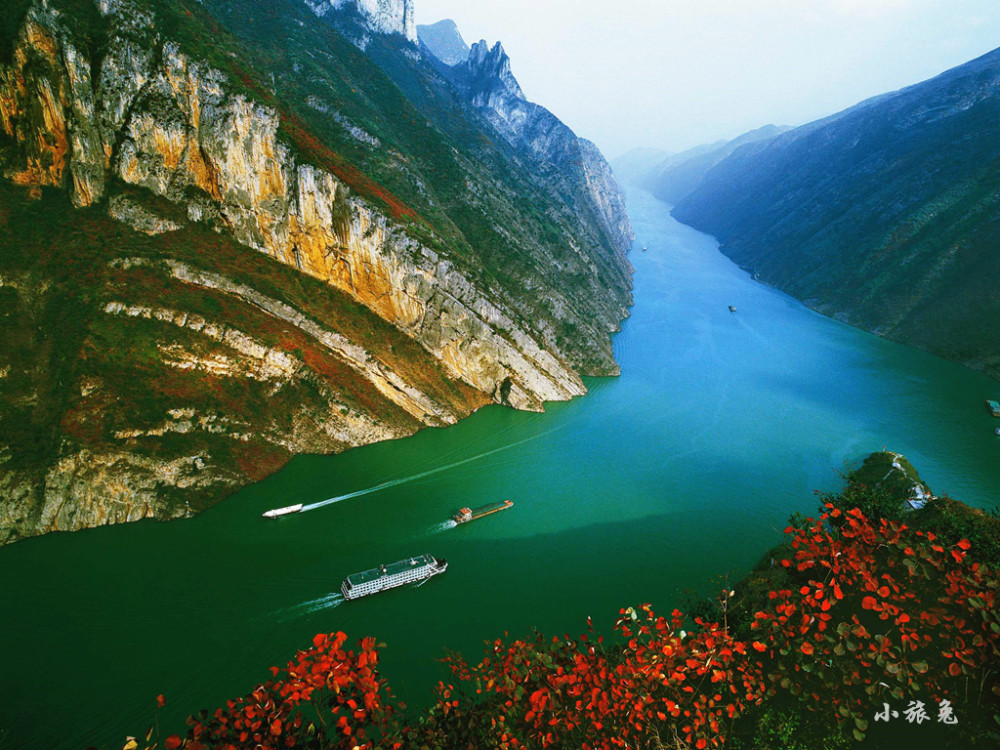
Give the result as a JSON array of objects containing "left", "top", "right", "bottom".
[{"left": 414, "top": 0, "right": 1000, "bottom": 160}]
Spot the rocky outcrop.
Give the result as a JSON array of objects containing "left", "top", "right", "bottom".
[
  {"left": 425, "top": 33, "right": 635, "bottom": 271},
  {"left": 305, "top": 0, "right": 416, "bottom": 43},
  {"left": 578, "top": 138, "right": 634, "bottom": 257},
  {"left": 0, "top": 0, "right": 584, "bottom": 411},
  {"left": 0, "top": 0, "right": 634, "bottom": 544}
]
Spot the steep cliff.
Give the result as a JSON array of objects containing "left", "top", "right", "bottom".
[
  {"left": 0, "top": 0, "right": 634, "bottom": 543},
  {"left": 420, "top": 25, "right": 635, "bottom": 265},
  {"left": 672, "top": 48, "right": 1000, "bottom": 380}
]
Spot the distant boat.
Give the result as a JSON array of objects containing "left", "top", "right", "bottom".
[
  {"left": 988, "top": 400, "right": 1000, "bottom": 417},
  {"left": 728, "top": 305, "right": 737, "bottom": 313},
  {"left": 995, "top": 427, "right": 1000, "bottom": 436},
  {"left": 262, "top": 503, "right": 303, "bottom": 519},
  {"left": 642, "top": 246, "right": 648, "bottom": 252}
]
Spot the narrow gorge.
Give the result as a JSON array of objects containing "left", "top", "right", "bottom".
[{"left": 0, "top": 0, "right": 633, "bottom": 543}]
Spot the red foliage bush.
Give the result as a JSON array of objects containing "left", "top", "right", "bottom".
[{"left": 155, "top": 506, "right": 998, "bottom": 749}]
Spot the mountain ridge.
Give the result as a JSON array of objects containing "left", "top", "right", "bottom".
[
  {"left": 0, "top": 0, "right": 633, "bottom": 543},
  {"left": 671, "top": 47, "right": 1000, "bottom": 380}
]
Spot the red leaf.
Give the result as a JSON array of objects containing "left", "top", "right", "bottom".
[
  {"left": 752, "top": 641, "right": 767, "bottom": 652},
  {"left": 957, "top": 539, "right": 971, "bottom": 551},
  {"left": 164, "top": 737, "right": 182, "bottom": 750},
  {"left": 801, "top": 642, "right": 815, "bottom": 656},
  {"left": 156, "top": 694, "right": 166, "bottom": 708},
  {"left": 861, "top": 596, "right": 877, "bottom": 610},
  {"left": 948, "top": 662, "right": 962, "bottom": 677}
]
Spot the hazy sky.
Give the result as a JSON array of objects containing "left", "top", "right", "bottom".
[{"left": 414, "top": 0, "right": 1000, "bottom": 159}]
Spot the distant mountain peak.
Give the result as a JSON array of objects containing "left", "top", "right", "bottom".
[
  {"left": 417, "top": 19, "right": 469, "bottom": 65},
  {"left": 464, "top": 39, "right": 524, "bottom": 102},
  {"left": 305, "top": 0, "right": 417, "bottom": 43}
]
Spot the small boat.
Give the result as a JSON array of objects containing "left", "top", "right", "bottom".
[
  {"left": 642, "top": 246, "right": 648, "bottom": 252},
  {"left": 988, "top": 400, "right": 1000, "bottom": 417},
  {"left": 728, "top": 305, "right": 737, "bottom": 313},
  {"left": 995, "top": 427, "right": 1000, "bottom": 436},
  {"left": 262, "top": 503, "right": 303, "bottom": 519}
]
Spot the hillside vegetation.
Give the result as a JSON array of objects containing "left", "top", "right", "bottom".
[
  {"left": 0, "top": 0, "right": 633, "bottom": 542},
  {"left": 670, "top": 49, "right": 1000, "bottom": 380}
]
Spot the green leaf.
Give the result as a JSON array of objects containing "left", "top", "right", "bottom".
[
  {"left": 855, "top": 717, "right": 869, "bottom": 731},
  {"left": 853, "top": 728, "right": 866, "bottom": 741},
  {"left": 839, "top": 705, "right": 852, "bottom": 718}
]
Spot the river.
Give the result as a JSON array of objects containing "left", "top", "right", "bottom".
[{"left": 2, "top": 188, "right": 999, "bottom": 749}]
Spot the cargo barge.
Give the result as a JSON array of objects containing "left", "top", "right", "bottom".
[
  {"left": 340, "top": 554, "right": 447, "bottom": 600},
  {"left": 453, "top": 499, "right": 514, "bottom": 524}
]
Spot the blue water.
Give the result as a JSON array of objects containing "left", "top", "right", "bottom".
[{"left": 1, "top": 188, "right": 998, "bottom": 749}]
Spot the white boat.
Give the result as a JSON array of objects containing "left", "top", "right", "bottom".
[
  {"left": 341, "top": 554, "right": 447, "bottom": 600},
  {"left": 262, "top": 503, "right": 304, "bottom": 519}
]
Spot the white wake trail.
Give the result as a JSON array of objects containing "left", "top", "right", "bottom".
[
  {"left": 275, "top": 593, "right": 344, "bottom": 621},
  {"left": 299, "top": 430, "right": 555, "bottom": 514}
]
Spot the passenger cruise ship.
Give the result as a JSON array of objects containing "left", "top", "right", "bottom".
[{"left": 340, "top": 554, "right": 447, "bottom": 600}]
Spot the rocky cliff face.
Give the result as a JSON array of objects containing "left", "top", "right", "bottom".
[
  {"left": 672, "top": 48, "right": 1000, "bottom": 380},
  {"left": 421, "top": 26, "right": 635, "bottom": 265},
  {"left": 305, "top": 0, "right": 416, "bottom": 43},
  {"left": 0, "top": 0, "right": 633, "bottom": 543}
]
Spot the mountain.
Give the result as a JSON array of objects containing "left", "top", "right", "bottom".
[
  {"left": 0, "top": 0, "right": 633, "bottom": 543},
  {"left": 643, "top": 124, "right": 790, "bottom": 204},
  {"left": 609, "top": 146, "right": 672, "bottom": 187},
  {"left": 416, "top": 18, "right": 468, "bottom": 65},
  {"left": 672, "top": 49, "right": 1000, "bottom": 379},
  {"left": 420, "top": 27, "right": 634, "bottom": 259}
]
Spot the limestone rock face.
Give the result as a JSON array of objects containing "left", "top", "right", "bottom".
[
  {"left": 0, "top": 0, "right": 583, "bottom": 410},
  {"left": 429, "top": 33, "right": 635, "bottom": 265},
  {"left": 0, "top": 0, "right": 632, "bottom": 543},
  {"left": 306, "top": 0, "right": 417, "bottom": 43}
]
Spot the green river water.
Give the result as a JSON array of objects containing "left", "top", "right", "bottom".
[{"left": 2, "top": 189, "right": 999, "bottom": 749}]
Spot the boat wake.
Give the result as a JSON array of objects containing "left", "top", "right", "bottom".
[
  {"left": 432, "top": 520, "right": 458, "bottom": 533},
  {"left": 299, "top": 430, "right": 554, "bottom": 514},
  {"left": 275, "top": 593, "right": 344, "bottom": 621}
]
